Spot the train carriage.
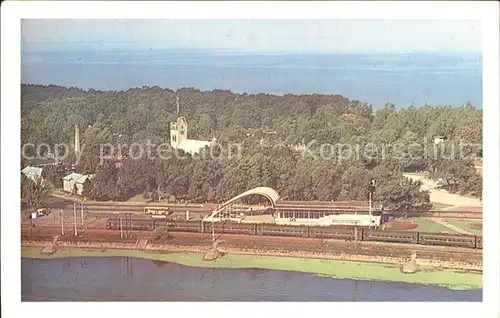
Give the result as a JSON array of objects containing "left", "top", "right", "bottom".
[
  {"left": 309, "top": 226, "right": 354, "bottom": 240},
  {"left": 106, "top": 218, "right": 155, "bottom": 231},
  {"left": 203, "top": 221, "right": 225, "bottom": 234},
  {"left": 362, "top": 230, "right": 417, "bottom": 244},
  {"left": 418, "top": 233, "right": 476, "bottom": 248},
  {"left": 476, "top": 236, "right": 483, "bottom": 249},
  {"left": 167, "top": 220, "right": 201, "bottom": 233},
  {"left": 152, "top": 219, "right": 168, "bottom": 229},
  {"left": 257, "top": 224, "right": 309, "bottom": 237},
  {"left": 102, "top": 218, "right": 482, "bottom": 250},
  {"left": 220, "top": 222, "right": 256, "bottom": 235}
]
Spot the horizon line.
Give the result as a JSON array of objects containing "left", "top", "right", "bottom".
[{"left": 21, "top": 46, "right": 482, "bottom": 55}]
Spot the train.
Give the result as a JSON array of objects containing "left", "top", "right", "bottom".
[
  {"left": 105, "top": 218, "right": 483, "bottom": 249},
  {"left": 144, "top": 206, "right": 171, "bottom": 216}
]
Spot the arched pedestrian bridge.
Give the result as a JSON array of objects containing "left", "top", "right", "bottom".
[{"left": 206, "top": 187, "right": 280, "bottom": 220}]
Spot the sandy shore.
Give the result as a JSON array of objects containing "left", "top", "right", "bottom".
[{"left": 21, "top": 241, "right": 482, "bottom": 291}]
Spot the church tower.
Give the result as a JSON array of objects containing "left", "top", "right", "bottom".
[{"left": 170, "top": 95, "right": 188, "bottom": 149}]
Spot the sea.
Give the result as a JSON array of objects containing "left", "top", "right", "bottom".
[
  {"left": 21, "top": 50, "right": 482, "bottom": 108},
  {"left": 21, "top": 257, "right": 482, "bottom": 301}
]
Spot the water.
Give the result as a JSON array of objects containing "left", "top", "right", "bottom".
[
  {"left": 21, "top": 257, "right": 482, "bottom": 301},
  {"left": 21, "top": 50, "right": 482, "bottom": 108}
]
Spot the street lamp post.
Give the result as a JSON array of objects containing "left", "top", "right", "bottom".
[
  {"left": 368, "top": 180, "right": 377, "bottom": 230},
  {"left": 60, "top": 209, "right": 64, "bottom": 236},
  {"left": 120, "top": 217, "right": 123, "bottom": 239},
  {"left": 354, "top": 221, "right": 358, "bottom": 242},
  {"left": 126, "top": 213, "right": 132, "bottom": 238},
  {"left": 73, "top": 202, "right": 78, "bottom": 236},
  {"left": 81, "top": 201, "right": 84, "bottom": 231},
  {"left": 212, "top": 216, "right": 215, "bottom": 243}
]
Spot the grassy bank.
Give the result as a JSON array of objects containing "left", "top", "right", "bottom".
[
  {"left": 402, "top": 217, "right": 457, "bottom": 234},
  {"left": 446, "top": 219, "right": 483, "bottom": 236},
  {"left": 21, "top": 246, "right": 481, "bottom": 291}
]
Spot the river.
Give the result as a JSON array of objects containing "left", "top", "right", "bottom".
[{"left": 21, "top": 257, "right": 482, "bottom": 301}]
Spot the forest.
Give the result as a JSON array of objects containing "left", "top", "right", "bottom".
[{"left": 21, "top": 84, "right": 483, "bottom": 214}]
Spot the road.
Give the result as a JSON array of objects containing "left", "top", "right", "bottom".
[{"left": 403, "top": 174, "right": 482, "bottom": 208}]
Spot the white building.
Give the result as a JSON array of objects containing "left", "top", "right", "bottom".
[
  {"left": 21, "top": 166, "right": 43, "bottom": 183},
  {"left": 62, "top": 173, "right": 95, "bottom": 195},
  {"left": 317, "top": 214, "right": 381, "bottom": 227},
  {"left": 434, "top": 136, "right": 446, "bottom": 145},
  {"left": 170, "top": 116, "right": 214, "bottom": 155}
]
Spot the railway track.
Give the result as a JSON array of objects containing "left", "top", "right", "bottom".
[
  {"left": 34, "top": 207, "right": 482, "bottom": 224},
  {"left": 23, "top": 212, "right": 484, "bottom": 250},
  {"left": 48, "top": 202, "right": 211, "bottom": 211},
  {"left": 163, "top": 232, "right": 482, "bottom": 257},
  {"left": 76, "top": 210, "right": 482, "bottom": 220},
  {"left": 46, "top": 196, "right": 482, "bottom": 218},
  {"left": 21, "top": 230, "right": 481, "bottom": 264},
  {"left": 21, "top": 226, "right": 482, "bottom": 256}
]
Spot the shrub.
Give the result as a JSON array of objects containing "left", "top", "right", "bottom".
[
  {"left": 387, "top": 220, "right": 418, "bottom": 230},
  {"left": 151, "top": 226, "right": 169, "bottom": 242}
]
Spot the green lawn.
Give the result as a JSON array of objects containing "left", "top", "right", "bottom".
[
  {"left": 401, "top": 218, "right": 458, "bottom": 234},
  {"left": 445, "top": 219, "right": 483, "bottom": 236}
]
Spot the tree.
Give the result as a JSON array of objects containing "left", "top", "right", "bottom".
[
  {"left": 21, "top": 84, "right": 483, "bottom": 208},
  {"left": 432, "top": 159, "right": 480, "bottom": 195},
  {"left": 41, "top": 164, "right": 67, "bottom": 188},
  {"left": 376, "top": 177, "right": 432, "bottom": 217},
  {"left": 21, "top": 174, "right": 49, "bottom": 209},
  {"left": 81, "top": 178, "right": 93, "bottom": 199}
]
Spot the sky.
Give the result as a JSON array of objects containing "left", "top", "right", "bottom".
[{"left": 21, "top": 19, "right": 481, "bottom": 54}]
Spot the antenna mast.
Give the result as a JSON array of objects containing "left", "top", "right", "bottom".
[
  {"left": 176, "top": 95, "right": 180, "bottom": 117},
  {"left": 74, "top": 124, "right": 80, "bottom": 155}
]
